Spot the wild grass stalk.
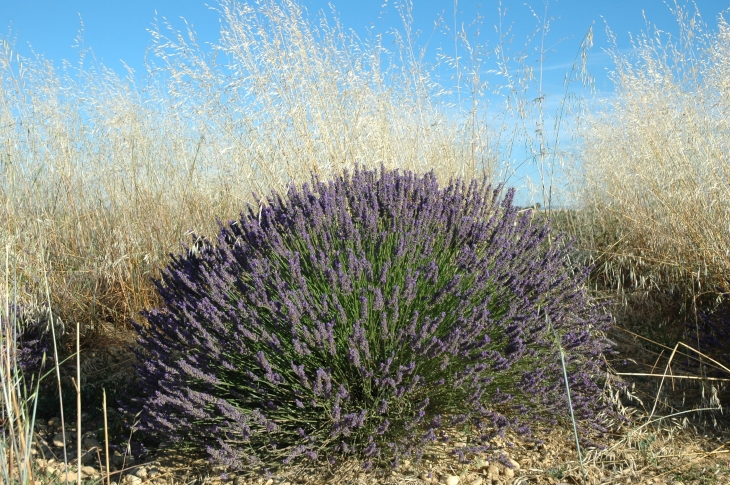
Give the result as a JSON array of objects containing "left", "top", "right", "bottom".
[
  {"left": 546, "top": 314, "right": 588, "bottom": 485},
  {"left": 73, "top": 321, "right": 81, "bottom": 485},
  {"left": 103, "top": 390, "right": 110, "bottom": 485},
  {"left": 42, "top": 250, "right": 71, "bottom": 485},
  {"left": 1, "top": 244, "right": 41, "bottom": 485}
]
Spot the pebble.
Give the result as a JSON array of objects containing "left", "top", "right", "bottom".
[
  {"left": 134, "top": 467, "right": 148, "bottom": 479},
  {"left": 79, "top": 451, "right": 94, "bottom": 465},
  {"left": 469, "top": 479, "right": 483, "bottom": 485},
  {"left": 60, "top": 471, "right": 79, "bottom": 483},
  {"left": 84, "top": 436, "right": 101, "bottom": 450},
  {"left": 503, "top": 467, "right": 515, "bottom": 479},
  {"left": 52, "top": 433, "right": 65, "bottom": 448},
  {"left": 233, "top": 477, "right": 247, "bottom": 485},
  {"left": 264, "top": 479, "right": 274, "bottom": 485},
  {"left": 445, "top": 476, "right": 460, "bottom": 485},
  {"left": 81, "top": 466, "right": 98, "bottom": 476},
  {"left": 125, "top": 475, "right": 142, "bottom": 485},
  {"left": 487, "top": 465, "right": 499, "bottom": 479},
  {"left": 111, "top": 451, "right": 125, "bottom": 467},
  {"left": 507, "top": 458, "right": 521, "bottom": 470}
]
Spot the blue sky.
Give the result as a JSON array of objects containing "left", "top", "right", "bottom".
[
  {"left": 1, "top": 0, "right": 728, "bottom": 205},
  {"left": 2, "top": 0, "right": 727, "bottom": 93}
]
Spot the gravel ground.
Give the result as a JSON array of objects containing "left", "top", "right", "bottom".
[{"left": 24, "top": 412, "right": 730, "bottom": 485}]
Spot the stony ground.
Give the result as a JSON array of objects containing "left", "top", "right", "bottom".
[{"left": 24, "top": 407, "right": 730, "bottom": 485}]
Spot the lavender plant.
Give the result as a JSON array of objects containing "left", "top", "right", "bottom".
[{"left": 128, "top": 165, "right": 612, "bottom": 471}]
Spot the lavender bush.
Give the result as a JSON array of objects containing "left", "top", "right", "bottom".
[{"left": 128, "top": 165, "right": 612, "bottom": 471}]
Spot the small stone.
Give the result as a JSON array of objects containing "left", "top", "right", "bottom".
[
  {"left": 446, "top": 476, "right": 460, "bottom": 485},
  {"left": 49, "top": 470, "right": 83, "bottom": 483},
  {"left": 507, "top": 458, "right": 520, "bottom": 471},
  {"left": 52, "top": 433, "right": 65, "bottom": 448},
  {"left": 503, "top": 467, "right": 515, "bottom": 479},
  {"left": 264, "top": 480, "right": 274, "bottom": 485},
  {"left": 84, "top": 437, "right": 101, "bottom": 450},
  {"left": 233, "top": 477, "right": 247, "bottom": 485},
  {"left": 134, "top": 467, "right": 148, "bottom": 479},
  {"left": 111, "top": 451, "right": 125, "bottom": 467},
  {"left": 48, "top": 417, "right": 61, "bottom": 428},
  {"left": 81, "top": 466, "right": 98, "bottom": 477},
  {"left": 487, "top": 465, "right": 499, "bottom": 479},
  {"left": 79, "top": 451, "right": 95, "bottom": 465},
  {"left": 125, "top": 475, "right": 142, "bottom": 485},
  {"left": 469, "top": 479, "right": 484, "bottom": 485}
]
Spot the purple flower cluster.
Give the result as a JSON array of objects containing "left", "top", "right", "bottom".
[
  {"left": 3, "top": 304, "right": 55, "bottom": 388},
  {"left": 127, "top": 165, "right": 612, "bottom": 471}
]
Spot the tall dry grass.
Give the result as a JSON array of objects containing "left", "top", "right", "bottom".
[
  {"left": 560, "top": 1, "right": 730, "bottom": 429},
  {"left": 0, "top": 0, "right": 514, "bottom": 346},
  {"left": 569, "top": 3, "right": 730, "bottom": 309}
]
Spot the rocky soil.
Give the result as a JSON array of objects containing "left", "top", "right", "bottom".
[{"left": 20, "top": 411, "right": 730, "bottom": 485}]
